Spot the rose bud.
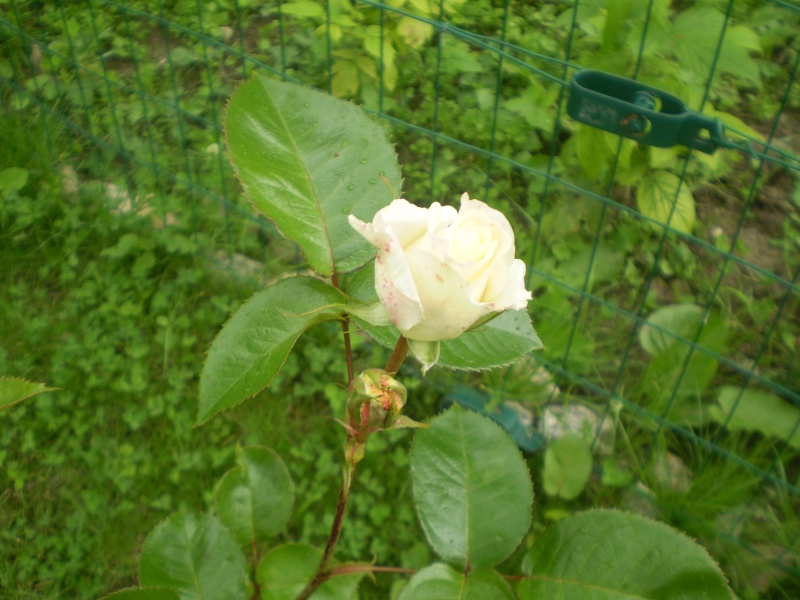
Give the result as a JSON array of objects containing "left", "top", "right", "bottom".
[
  {"left": 346, "top": 369, "right": 407, "bottom": 439},
  {"left": 348, "top": 194, "right": 532, "bottom": 343}
]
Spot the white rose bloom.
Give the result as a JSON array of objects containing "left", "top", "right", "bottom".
[{"left": 348, "top": 193, "right": 532, "bottom": 342}]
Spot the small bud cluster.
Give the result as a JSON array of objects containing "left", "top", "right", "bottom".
[
  {"left": 342, "top": 369, "right": 406, "bottom": 464},
  {"left": 348, "top": 369, "right": 405, "bottom": 437}
]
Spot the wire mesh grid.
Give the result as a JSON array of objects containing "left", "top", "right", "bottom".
[{"left": 2, "top": 0, "right": 799, "bottom": 594}]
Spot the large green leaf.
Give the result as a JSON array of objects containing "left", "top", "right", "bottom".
[
  {"left": 398, "top": 564, "right": 515, "bottom": 600},
  {"left": 518, "top": 509, "right": 733, "bottom": 599},
  {"left": 256, "top": 544, "right": 363, "bottom": 600},
  {"left": 636, "top": 171, "right": 695, "bottom": 234},
  {"left": 711, "top": 387, "right": 800, "bottom": 450},
  {"left": 0, "top": 376, "right": 55, "bottom": 413},
  {"left": 198, "top": 276, "right": 343, "bottom": 424},
  {"left": 225, "top": 73, "right": 401, "bottom": 276},
  {"left": 410, "top": 406, "right": 533, "bottom": 570},
  {"left": 672, "top": 7, "right": 761, "bottom": 87},
  {"left": 139, "top": 512, "right": 247, "bottom": 600},
  {"left": 215, "top": 446, "right": 295, "bottom": 547}
]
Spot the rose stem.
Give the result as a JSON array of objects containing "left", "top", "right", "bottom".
[
  {"left": 251, "top": 538, "right": 260, "bottom": 598},
  {"left": 330, "top": 271, "right": 354, "bottom": 384},
  {"left": 295, "top": 464, "right": 354, "bottom": 600},
  {"left": 329, "top": 564, "right": 416, "bottom": 577},
  {"left": 385, "top": 336, "right": 409, "bottom": 374}
]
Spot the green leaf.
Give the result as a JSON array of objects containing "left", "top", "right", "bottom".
[
  {"left": 225, "top": 73, "right": 401, "bottom": 276},
  {"left": 198, "top": 276, "right": 343, "bottom": 424},
  {"left": 543, "top": 434, "right": 593, "bottom": 500},
  {"left": 139, "top": 512, "right": 247, "bottom": 600},
  {"left": 519, "top": 509, "right": 733, "bottom": 599},
  {"left": 0, "top": 377, "right": 55, "bottom": 413},
  {"left": 601, "top": 458, "right": 633, "bottom": 488},
  {"left": 0, "top": 167, "right": 29, "bottom": 191},
  {"left": 99, "top": 589, "right": 180, "bottom": 600},
  {"left": 711, "top": 387, "right": 800, "bottom": 450},
  {"left": 636, "top": 171, "right": 695, "bottom": 234},
  {"left": 398, "top": 564, "right": 515, "bottom": 600},
  {"left": 215, "top": 446, "right": 295, "bottom": 547},
  {"left": 256, "top": 544, "right": 363, "bottom": 600},
  {"left": 575, "top": 124, "right": 612, "bottom": 181},
  {"left": 410, "top": 406, "right": 533, "bottom": 569},
  {"left": 280, "top": 1, "right": 325, "bottom": 17},
  {"left": 671, "top": 7, "right": 760, "bottom": 88},
  {"left": 638, "top": 303, "right": 705, "bottom": 356},
  {"left": 357, "top": 309, "right": 542, "bottom": 371},
  {"left": 396, "top": 16, "right": 434, "bottom": 49},
  {"left": 640, "top": 310, "right": 727, "bottom": 414},
  {"left": 332, "top": 59, "right": 359, "bottom": 97},
  {"left": 601, "top": 0, "right": 633, "bottom": 51}
]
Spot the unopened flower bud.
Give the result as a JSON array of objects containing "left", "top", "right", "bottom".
[{"left": 346, "top": 368, "right": 407, "bottom": 437}]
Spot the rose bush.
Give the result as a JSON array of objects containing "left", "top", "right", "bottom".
[{"left": 349, "top": 193, "right": 532, "bottom": 342}]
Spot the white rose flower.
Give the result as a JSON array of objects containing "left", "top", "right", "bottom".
[{"left": 348, "top": 193, "right": 532, "bottom": 343}]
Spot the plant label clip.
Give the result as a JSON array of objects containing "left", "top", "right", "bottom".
[{"left": 567, "top": 70, "right": 724, "bottom": 154}]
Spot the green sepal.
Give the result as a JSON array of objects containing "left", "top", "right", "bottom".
[{"left": 407, "top": 339, "right": 440, "bottom": 374}]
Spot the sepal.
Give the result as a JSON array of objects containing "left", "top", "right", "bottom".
[{"left": 408, "top": 339, "right": 440, "bottom": 374}]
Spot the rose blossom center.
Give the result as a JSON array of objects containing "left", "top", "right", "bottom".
[{"left": 450, "top": 220, "right": 496, "bottom": 264}]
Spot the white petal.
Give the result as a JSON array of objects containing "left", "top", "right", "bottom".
[
  {"left": 373, "top": 232, "right": 425, "bottom": 332},
  {"left": 486, "top": 258, "right": 531, "bottom": 311},
  {"left": 373, "top": 199, "right": 431, "bottom": 248},
  {"left": 349, "top": 213, "right": 424, "bottom": 332},
  {"left": 400, "top": 246, "right": 489, "bottom": 341}
]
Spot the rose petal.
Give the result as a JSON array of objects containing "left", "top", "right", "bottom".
[
  {"left": 349, "top": 214, "right": 425, "bottom": 331},
  {"left": 401, "top": 246, "right": 488, "bottom": 341},
  {"left": 373, "top": 199, "right": 431, "bottom": 248},
  {"left": 486, "top": 258, "right": 531, "bottom": 311}
]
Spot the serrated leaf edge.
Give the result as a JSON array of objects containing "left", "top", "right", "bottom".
[
  {"left": 196, "top": 277, "right": 344, "bottom": 425},
  {"left": 522, "top": 508, "right": 733, "bottom": 597},
  {"left": 0, "top": 376, "right": 57, "bottom": 413}
]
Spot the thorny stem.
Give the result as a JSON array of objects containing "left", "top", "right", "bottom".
[
  {"left": 295, "top": 464, "right": 354, "bottom": 600},
  {"left": 296, "top": 303, "right": 410, "bottom": 599},
  {"left": 385, "top": 336, "right": 409, "bottom": 374},
  {"left": 341, "top": 317, "right": 354, "bottom": 384}
]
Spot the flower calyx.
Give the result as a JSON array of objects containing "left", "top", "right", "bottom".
[{"left": 339, "top": 369, "right": 426, "bottom": 465}]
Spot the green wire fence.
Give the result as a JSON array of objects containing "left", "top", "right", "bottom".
[{"left": 3, "top": 0, "right": 800, "bottom": 595}]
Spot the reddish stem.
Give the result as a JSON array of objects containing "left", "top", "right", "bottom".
[
  {"left": 385, "top": 336, "right": 409, "bottom": 374},
  {"left": 295, "top": 465, "right": 354, "bottom": 600}
]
